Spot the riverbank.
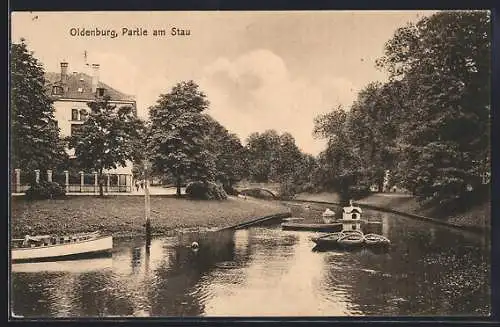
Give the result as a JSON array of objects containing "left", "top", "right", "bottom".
[
  {"left": 10, "top": 195, "right": 290, "bottom": 238},
  {"left": 294, "top": 192, "right": 490, "bottom": 231}
]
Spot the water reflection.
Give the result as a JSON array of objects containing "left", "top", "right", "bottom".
[{"left": 11, "top": 210, "right": 490, "bottom": 317}]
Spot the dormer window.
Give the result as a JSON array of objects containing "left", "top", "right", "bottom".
[
  {"left": 96, "top": 87, "right": 105, "bottom": 97},
  {"left": 52, "top": 86, "right": 63, "bottom": 95}
]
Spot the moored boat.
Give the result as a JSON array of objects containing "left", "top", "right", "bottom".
[
  {"left": 281, "top": 222, "right": 343, "bottom": 233},
  {"left": 337, "top": 232, "right": 365, "bottom": 248},
  {"left": 311, "top": 232, "right": 343, "bottom": 248},
  {"left": 282, "top": 217, "right": 305, "bottom": 222},
  {"left": 364, "top": 233, "right": 391, "bottom": 247},
  {"left": 11, "top": 231, "right": 113, "bottom": 263},
  {"left": 340, "top": 229, "right": 364, "bottom": 236}
]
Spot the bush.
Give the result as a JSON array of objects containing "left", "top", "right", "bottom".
[
  {"left": 300, "top": 182, "right": 316, "bottom": 194},
  {"left": 25, "top": 181, "right": 66, "bottom": 200},
  {"left": 185, "top": 181, "right": 228, "bottom": 200},
  {"left": 338, "top": 185, "right": 371, "bottom": 202},
  {"left": 279, "top": 182, "right": 297, "bottom": 200}
]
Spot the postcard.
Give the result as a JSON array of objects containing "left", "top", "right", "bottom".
[{"left": 9, "top": 10, "right": 491, "bottom": 318}]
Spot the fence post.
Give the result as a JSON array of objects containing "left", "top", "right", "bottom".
[
  {"left": 106, "top": 174, "right": 110, "bottom": 194},
  {"left": 79, "top": 171, "right": 84, "bottom": 192},
  {"left": 47, "top": 170, "right": 52, "bottom": 182},
  {"left": 14, "top": 169, "right": 21, "bottom": 193},
  {"left": 64, "top": 170, "right": 69, "bottom": 193},
  {"left": 35, "top": 169, "right": 40, "bottom": 184},
  {"left": 94, "top": 171, "right": 98, "bottom": 194}
]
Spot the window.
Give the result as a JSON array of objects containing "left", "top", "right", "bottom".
[
  {"left": 71, "top": 124, "right": 83, "bottom": 136},
  {"left": 97, "top": 88, "right": 105, "bottom": 97},
  {"left": 79, "top": 109, "right": 88, "bottom": 120},
  {"left": 71, "top": 109, "right": 79, "bottom": 121},
  {"left": 52, "top": 86, "right": 63, "bottom": 95}
]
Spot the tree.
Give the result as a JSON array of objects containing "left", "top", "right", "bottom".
[
  {"left": 204, "top": 115, "right": 247, "bottom": 191},
  {"left": 314, "top": 106, "right": 364, "bottom": 198},
  {"left": 67, "top": 96, "right": 144, "bottom": 196},
  {"left": 147, "top": 81, "right": 215, "bottom": 196},
  {"left": 244, "top": 130, "right": 305, "bottom": 184},
  {"left": 245, "top": 130, "right": 281, "bottom": 182},
  {"left": 340, "top": 81, "right": 408, "bottom": 191},
  {"left": 377, "top": 11, "right": 491, "bottom": 204},
  {"left": 10, "top": 39, "right": 67, "bottom": 176},
  {"left": 272, "top": 132, "right": 303, "bottom": 181}
]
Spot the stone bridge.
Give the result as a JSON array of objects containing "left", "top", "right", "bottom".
[{"left": 238, "top": 188, "right": 279, "bottom": 199}]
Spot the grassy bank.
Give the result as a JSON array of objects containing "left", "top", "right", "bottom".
[
  {"left": 10, "top": 195, "right": 290, "bottom": 238},
  {"left": 295, "top": 192, "right": 490, "bottom": 230}
]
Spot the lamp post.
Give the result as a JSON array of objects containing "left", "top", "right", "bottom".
[{"left": 144, "top": 160, "right": 151, "bottom": 249}]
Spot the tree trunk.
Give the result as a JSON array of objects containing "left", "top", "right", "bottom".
[
  {"left": 176, "top": 175, "right": 181, "bottom": 196},
  {"left": 99, "top": 168, "right": 104, "bottom": 197},
  {"left": 378, "top": 178, "right": 384, "bottom": 193}
]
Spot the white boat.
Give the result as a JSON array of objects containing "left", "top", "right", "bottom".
[
  {"left": 11, "top": 231, "right": 113, "bottom": 263},
  {"left": 322, "top": 208, "right": 336, "bottom": 217},
  {"left": 321, "top": 208, "right": 336, "bottom": 223}
]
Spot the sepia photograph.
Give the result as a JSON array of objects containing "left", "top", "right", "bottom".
[{"left": 9, "top": 10, "right": 491, "bottom": 318}]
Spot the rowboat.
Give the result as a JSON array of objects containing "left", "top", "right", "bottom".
[
  {"left": 337, "top": 232, "right": 365, "bottom": 247},
  {"left": 364, "top": 233, "right": 391, "bottom": 247},
  {"left": 281, "top": 222, "right": 343, "bottom": 233},
  {"left": 341, "top": 229, "right": 364, "bottom": 236},
  {"left": 11, "top": 231, "right": 113, "bottom": 263},
  {"left": 311, "top": 232, "right": 343, "bottom": 248}
]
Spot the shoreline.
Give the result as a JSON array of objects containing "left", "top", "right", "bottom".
[
  {"left": 10, "top": 195, "right": 290, "bottom": 238},
  {"left": 291, "top": 192, "right": 490, "bottom": 233}
]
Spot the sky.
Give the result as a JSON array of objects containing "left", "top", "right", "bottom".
[{"left": 11, "top": 11, "right": 436, "bottom": 155}]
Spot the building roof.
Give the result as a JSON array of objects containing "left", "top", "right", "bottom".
[
  {"left": 343, "top": 206, "right": 362, "bottom": 214},
  {"left": 45, "top": 72, "right": 135, "bottom": 102}
]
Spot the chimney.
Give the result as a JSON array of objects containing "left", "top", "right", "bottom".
[
  {"left": 60, "top": 62, "right": 68, "bottom": 84},
  {"left": 91, "top": 64, "right": 100, "bottom": 93}
]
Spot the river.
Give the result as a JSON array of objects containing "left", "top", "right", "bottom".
[{"left": 10, "top": 205, "right": 490, "bottom": 317}]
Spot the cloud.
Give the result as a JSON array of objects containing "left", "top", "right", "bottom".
[
  {"left": 199, "top": 49, "right": 358, "bottom": 155},
  {"left": 135, "top": 75, "right": 172, "bottom": 119}
]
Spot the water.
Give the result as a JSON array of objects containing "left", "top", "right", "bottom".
[{"left": 10, "top": 207, "right": 490, "bottom": 317}]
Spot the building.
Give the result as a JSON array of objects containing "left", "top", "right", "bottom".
[
  {"left": 44, "top": 62, "right": 136, "bottom": 191},
  {"left": 342, "top": 201, "right": 362, "bottom": 231}
]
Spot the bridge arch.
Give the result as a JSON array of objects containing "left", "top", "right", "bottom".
[{"left": 239, "top": 188, "right": 278, "bottom": 199}]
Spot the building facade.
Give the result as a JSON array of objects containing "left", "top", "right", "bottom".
[{"left": 45, "top": 62, "right": 137, "bottom": 191}]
